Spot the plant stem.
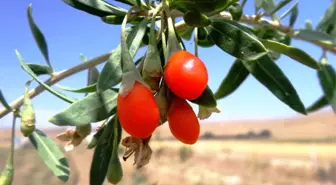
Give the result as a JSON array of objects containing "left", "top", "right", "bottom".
[{"left": 0, "top": 51, "right": 111, "bottom": 118}]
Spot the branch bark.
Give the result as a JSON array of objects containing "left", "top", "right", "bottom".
[{"left": 0, "top": 52, "right": 111, "bottom": 118}]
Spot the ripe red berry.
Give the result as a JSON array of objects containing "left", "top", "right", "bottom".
[
  {"left": 167, "top": 97, "right": 200, "bottom": 144},
  {"left": 117, "top": 81, "right": 160, "bottom": 138},
  {"left": 164, "top": 50, "right": 208, "bottom": 100}
]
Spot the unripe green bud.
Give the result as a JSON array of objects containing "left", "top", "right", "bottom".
[{"left": 183, "top": 11, "right": 212, "bottom": 27}]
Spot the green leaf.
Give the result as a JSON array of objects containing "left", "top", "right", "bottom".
[
  {"left": 57, "top": 83, "right": 97, "bottom": 93},
  {"left": 318, "top": 63, "right": 336, "bottom": 113},
  {"left": 255, "top": 0, "right": 264, "bottom": 13},
  {"left": 177, "top": 26, "right": 194, "bottom": 41},
  {"left": 115, "top": 0, "right": 135, "bottom": 6},
  {"left": 264, "top": 0, "right": 291, "bottom": 16},
  {"left": 28, "top": 129, "right": 70, "bottom": 182},
  {"left": 262, "top": 0, "right": 279, "bottom": 21},
  {"left": 27, "top": 4, "right": 52, "bottom": 69},
  {"left": 61, "top": 0, "right": 127, "bottom": 17},
  {"left": 293, "top": 29, "right": 336, "bottom": 45},
  {"left": 190, "top": 86, "right": 217, "bottom": 108},
  {"left": 97, "top": 21, "right": 148, "bottom": 92},
  {"left": 90, "top": 116, "right": 116, "bottom": 185},
  {"left": 241, "top": 55, "right": 306, "bottom": 114},
  {"left": 279, "top": 1, "right": 298, "bottom": 20},
  {"left": 48, "top": 89, "right": 117, "bottom": 126},
  {"left": 16, "top": 50, "right": 76, "bottom": 104},
  {"left": 215, "top": 60, "right": 250, "bottom": 99},
  {"left": 306, "top": 96, "right": 328, "bottom": 113},
  {"left": 316, "top": 0, "right": 336, "bottom": 33},
  {"left": 206, "top": 19, "right": 268, "bottom": 61},
  {"left": 260, "top": 39, "right": 320, "bottom": 70},
  {"left": 288, "top": 1, "right": 298, "bottom": 27},
  {"left": 26, "top": 63, "right": 52, "bottom": 76},
  {"left": 0, "top": 90, "right": 12, "bottom": 112}
]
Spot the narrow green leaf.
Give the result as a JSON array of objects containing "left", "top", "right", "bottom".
[
  {"left": 318, "top": 63, "right": 336, "bottom": 113},
  {"left": 106, "top": 116, "right": 123, "bottom": 184},
  {"left": 0, "top": 90, "right": 12, "bottom": 112},
  {"left": 190, "top": 86, "right": 217, "bottom": 108},
  {"left": 241, "top": 0, "right": 248, "bottom": 7},
  {"left": 279, "top": 1, "right": 298, "bottom": 20},
  {"left": 61, "top": 0, "right": 127, "bottom": 17},
  {"left": 27, "top": 4, "right": 52, "bottom": 69},
  {"left": 48, "top": 89, "right": 117, "bottom": 126},
  {"left": 206, "top": 19, "right": 267, "bottom": 60},
  {"left": 255, "top": 0, "right": 264, "bottom": 13},
  {"left": 16, "top": 50, "right": 76, "bottom": 104},
  {"left": 28, "top": 129, "right": 70, "bottom": 182},
  {"left": 288, "top": 1, "right": 298, "bottom": 27},
  {"left": 316, "top": 0, "right": 336, "bottom": 32},
  {"left": 293, "top": 29, "right": 336, "bottom": 45},
  {"left": 264, "top": 0, "right": 292, "bottom": 16},
  {"left": 97, "top": 22, "right": 148, "bottom": 92},
  {"left": 241, "top": 55, "right": 306, "bottom": 114},
  {"left": 215, "top": 60, "right": 250, "bottom": 99},
  {"left": 306, "top": 96, "right": 328, "bottom": 113},
  {"left": 27, "top": 63, "right": 52, "bottom": 76},
  {"left": 90, "top": 116, "right": 116, "bottom": 185},
  {"left": 260, "top": 39, "right": 320, "bottom": 70},
  {"left": 57, "top": 83, "right": 97, "bottom": 93},
  {"left": 206, "top": 19, "right": 268, "bottom": 61}
]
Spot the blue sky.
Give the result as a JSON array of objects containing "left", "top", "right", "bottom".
[{"left": 0, "top": 0, "right": 335, "bottom": 128}]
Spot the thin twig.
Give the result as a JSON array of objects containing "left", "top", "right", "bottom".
[{"left": 0, "top": 51, "right": 111, "bottom": 118}]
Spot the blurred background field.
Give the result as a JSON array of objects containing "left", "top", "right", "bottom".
[{"left": 0, "top": 110, "right": 335, "bottom": 185}]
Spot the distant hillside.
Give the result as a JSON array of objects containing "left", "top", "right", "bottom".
[{"left": 0, "top": 110, "right": 335, "bottom": 143}]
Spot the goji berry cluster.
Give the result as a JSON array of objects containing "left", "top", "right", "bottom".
[{"left": 117, "top": 50, "right": 208, "bottom": 145}]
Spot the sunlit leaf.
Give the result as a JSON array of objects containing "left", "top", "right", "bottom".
[
  {"left": 241, "top": 55, "right": 306, "bottom": 114},
  {"left": 48, "top": 89, "right": 117, "bottom": 126},
  {"left": 215, "top": 60, "right": 250, "bottom": 99},
  {"left": 61, "top": 0, "right": 127, "bottom": 17},
  {"left": 29, "top": 129, "right": 70, "bottom": 182},
  {"left": 16, "top": 50, "right": 76, "bottom": 104},
  {"left": 27, "top": 4, "right": 52, "bottom": 69},
  {"left": 293, "top": 29, "right": 336, "bottom": 45},
  {"left": 206, "top": 19, "right": 268, "bottom": 61},
  {"left": 57, "top": 83, "right": 97, "bottom": 93},
  {"left": 306, "top": 96, "right": 328, "bottom": 113},
  {"left": 260, "top": 39, "right": 320, "bottom": 70}
]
